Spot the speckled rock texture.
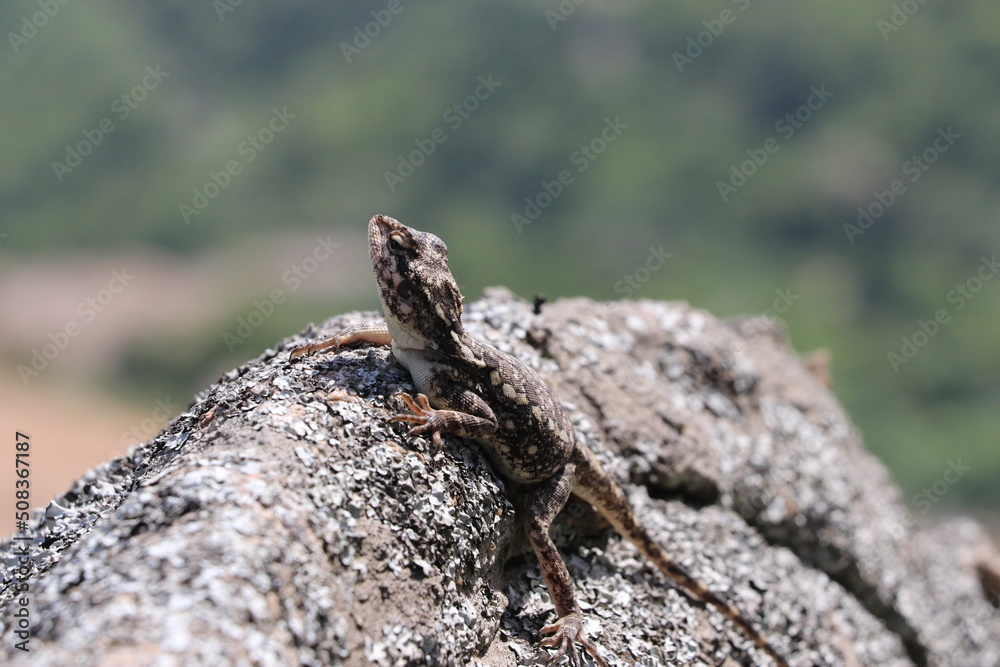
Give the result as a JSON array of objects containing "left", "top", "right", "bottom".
[{"left": 1, "top": 288, "right": 998, "bottom": 666}]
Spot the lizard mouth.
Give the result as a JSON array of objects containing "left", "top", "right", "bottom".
[
  {"left": 369, "top": 214, "right": 393, "bottom": 252},
  {"left": 369, "top": 214, "right": 400, "bottom": 239}
]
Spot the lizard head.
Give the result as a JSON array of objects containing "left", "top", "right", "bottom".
[{"left": 368, "top": 214, "right": 465, "bottom": 352}]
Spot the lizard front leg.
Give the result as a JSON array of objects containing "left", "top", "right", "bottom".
[
  {"left": 289, "top": 321, "right": 392, "bottom": 358},
  {"left": 391, "top": 389, "right": 497, "bottom": 449},
  {"left": 527, "top": 464, "right": 609, "bottom": 667}
]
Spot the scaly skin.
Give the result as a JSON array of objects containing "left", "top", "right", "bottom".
[{"left": 290, "top": 214, "right": 789, "bottom": 667}]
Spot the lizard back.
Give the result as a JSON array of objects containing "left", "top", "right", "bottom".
[{"left": 397, "top": 336, "right": 576, "bottom": 483}]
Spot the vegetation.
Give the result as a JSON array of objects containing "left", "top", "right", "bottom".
[{"left": 2, "top": 1, "right": 998, "bottom": 511}]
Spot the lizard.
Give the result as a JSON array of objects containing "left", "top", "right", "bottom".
[{"left": 289, "top": 214, "right": 790, "bottom": 667}]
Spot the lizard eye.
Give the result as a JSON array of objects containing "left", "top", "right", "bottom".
[{"left": 388, "top": 234, "right": 407, "bottom": 254}]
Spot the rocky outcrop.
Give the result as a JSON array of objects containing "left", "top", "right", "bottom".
[{"left": 1, "top": 289, "right": 997, "bottom": 666}]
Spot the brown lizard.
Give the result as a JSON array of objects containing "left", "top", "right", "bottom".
[{"left": 290, "top": 214, "right": 789, "bottom": 667}]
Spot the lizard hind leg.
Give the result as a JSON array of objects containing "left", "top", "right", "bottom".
[
  {"left": 525, "top": 464, "right": 610, "bottom": 667},
  {"left": 570, "top": 446, "right": 788, "bottom": 667}
]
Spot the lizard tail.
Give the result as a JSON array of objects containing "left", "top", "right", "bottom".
[{"left": 571, "top": 447, "right": 789, "bottom": 667}]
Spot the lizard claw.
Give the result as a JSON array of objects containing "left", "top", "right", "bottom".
[
  {"left": 539, "top": 614, "right": 608, "bottom": 667},
  {"left": 390, "top": 393, "right": 444, "bottom": 449},
  {"left": 288, "top": 343, "right": 317, "bottom": 359}
]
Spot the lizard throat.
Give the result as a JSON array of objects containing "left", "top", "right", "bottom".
[{"left": 385, "top": 314, "right": 435, "bottom": 352}]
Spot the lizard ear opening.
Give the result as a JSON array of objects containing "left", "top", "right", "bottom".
[{"left": 397, "top": 278, "right": 418, "bottom": 302}]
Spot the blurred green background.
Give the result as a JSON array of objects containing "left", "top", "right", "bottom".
[{"left": 1, "top": 1, "right": 997, "bottom": 530}]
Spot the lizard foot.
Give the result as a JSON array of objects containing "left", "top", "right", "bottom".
[
  {"left": 539, "top": 614, "right": 609, "bottom": 667},
  {"left": 390, "top": 393, "right": 445, "bottom": 449}
]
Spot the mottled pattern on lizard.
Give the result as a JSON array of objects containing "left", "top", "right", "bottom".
[{"left": 290, "top": 214, "right": 789, "bottom": 667}]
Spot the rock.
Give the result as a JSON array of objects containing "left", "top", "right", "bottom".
[{"left": 1, "top": 289, "right": 997, "bottom": 666}]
